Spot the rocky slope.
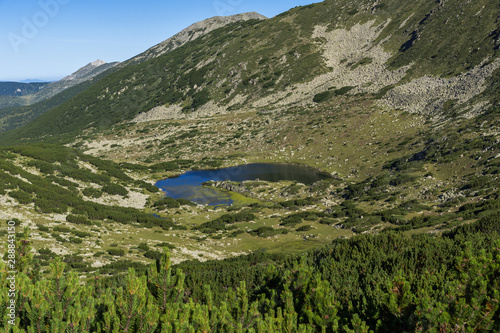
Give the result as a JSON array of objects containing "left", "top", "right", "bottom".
[
  {"left": 121, "top": 12, "right": 267, "bottom": 66},
  {"left": 2, "top": 0, "right": 499, "bottom": 145},
  {"left": 0, "top": 60, "right": 118, "bottom": 110},
  {"left": 0, "top": 13, "right": 267, "bottom": 135},
  {"left": 30, "top": 60, "right": 119, "bottom": 104}
]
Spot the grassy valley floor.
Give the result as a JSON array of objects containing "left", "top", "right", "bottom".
[{"left": 1, "top": 94, "right": 498, "bottom": 276}]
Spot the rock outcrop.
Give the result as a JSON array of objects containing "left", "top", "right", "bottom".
[{"left": 205, "top": 181, "right": 250, "bottom": 195}]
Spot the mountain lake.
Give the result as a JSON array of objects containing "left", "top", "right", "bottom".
[{"left": 154, "top": 163, "right": 332, "bottom": 206}]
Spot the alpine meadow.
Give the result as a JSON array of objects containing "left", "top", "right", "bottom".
[{"left": 0, "top": 0, "right": 499, "bottom": 331}]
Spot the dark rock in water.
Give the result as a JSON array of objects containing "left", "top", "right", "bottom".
[{"left": 211, "top": 181, "right": 250, "bottom": 195}]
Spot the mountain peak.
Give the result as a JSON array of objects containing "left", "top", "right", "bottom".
[
  {"left": 208, "top": 11, "right": 267, "bottom": 21},
  {"left": 123, "top": 12, "right": 267, "bottom": 65},
  {"left": 61, "top": 60, "right": 117, "bottom": 82},
  {"left": 89, "top": 59, "right": 106, "bottom": 67}
]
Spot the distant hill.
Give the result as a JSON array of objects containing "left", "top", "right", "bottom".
[
  {"left": 0, "top": 82, "right": 49, "bottom": 97},
  {"left": 19, "top": 79, "right": 49, "bottom": 83},
  {"left": 0, "top": 72, "right": 111, "bottom": 134},
  {"left": 0, "top": 60, "right": 119, "bottom": 109}
]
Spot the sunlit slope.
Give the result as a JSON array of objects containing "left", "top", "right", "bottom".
[{"left": 1, "top": 0, "right": 499, "bottom": 144}]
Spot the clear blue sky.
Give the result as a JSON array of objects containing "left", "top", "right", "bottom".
[{"left": 0, "top": 0, "right": 317, "bottom": 82}]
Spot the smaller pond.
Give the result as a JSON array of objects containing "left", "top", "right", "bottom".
[{"left": 155, "top": 163, "right": 332, "bottom": 206}]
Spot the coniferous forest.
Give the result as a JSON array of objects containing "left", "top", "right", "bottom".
[{"left": 1, "top": 207, "right": 499, "bottom": 332}]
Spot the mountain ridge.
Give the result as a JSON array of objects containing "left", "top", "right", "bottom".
[
  {"left": 2, "top": 0, "right": 499, "bottom": 144},
  {"left": 0, "top": 60, "right": 118, "bottom": 110},
  {"left": 31, "top": 60, "right": 120, "bottom": 103},
  {"left": 60, "top": 59, "right": 109, "bottom": 82},
  {"left": 0, "top": 13, "right": 268, "bottom": 135},
  {"left": 119, "top": 12, "right": 268, "bottom": 67},
  {"left": 19, "top": 79, "right": 49, "bottom": 83},
  {"left": 0, "top": 82, "right": 49, "bottom": 97}
]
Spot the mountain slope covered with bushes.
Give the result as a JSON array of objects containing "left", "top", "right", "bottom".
[{"left": 1, "top": 0, "right": 499, "bottom": 144}]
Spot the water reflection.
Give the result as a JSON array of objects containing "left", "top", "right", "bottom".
[{"left": 154, "top": 163, "right": 331, "bottom": 206}]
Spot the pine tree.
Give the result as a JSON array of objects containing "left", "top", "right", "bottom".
[
  {"left": 190, "top": 285, "right": 221, "bottom": 332},
  {"left": 302, "top": 276, "right": 340, "bottom": 332},
  {"left": 379, "top": 269, "right": 415, "bottom": 331},
  {"left": 220, "top": 281, "right": 261, "bottom": 332},
  {"left": 136, "top": 294, "right": 159, "bottom": 333},
  {"left": 147, "top": 249, "right": 185, "bottom": 311},
  {"left": 115, "top": 268, "right": 148, "bottom": 332},
  {"left": 25, "top": 281, "right": 50, "bottom": 333},
  {"left": 99, "top": 288, "right": 121, "bottom": 333}
]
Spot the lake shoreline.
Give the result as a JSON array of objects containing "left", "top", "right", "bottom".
[{"left": 155, "top": 162, "right": 332, "bottom": 205}]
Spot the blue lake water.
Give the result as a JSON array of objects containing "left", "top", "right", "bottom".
[{"left": 154, "top": 163, "right": 332, "bottom": 206}]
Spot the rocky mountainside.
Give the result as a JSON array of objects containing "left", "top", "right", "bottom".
[
  {"left": 0, "top": 13, "right": 266, "bottom": 135},
  {"left": 1, "top": 0, "right": 499, "bottom": 144},
  {"left": 121, "top": 12, "right": 267, "bottom": 66},
  {"left": 0, "top": 60, "right": 119, "bottom": 134},
  {"left": 0, "top": 60, "right": 118, "bottom": 110},
  {"left": 29, "top": 60, "right": 119, "bottom": 104}
]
